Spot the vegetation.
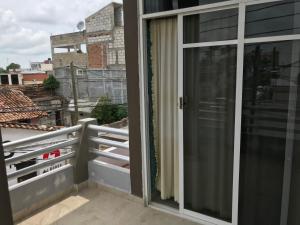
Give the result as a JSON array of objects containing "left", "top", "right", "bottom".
[
  {"left": 91, "top": 96, "right": 128, "bottom": 125},
  {"left": 0, "top": 67, "right": 6, "bottom": 73},
  {"left": 6, "top": 63, "right": 20, "bottom": 71},
  {"left": 43, "top": 75, "right": 60, "bottom": 95}
]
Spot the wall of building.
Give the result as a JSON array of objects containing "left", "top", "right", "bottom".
[
  {"left": 51, "top": 32, "right": 87, "bottom": 69},
  {"left": 86, "top": 3, "right": 125, "bottom": 70},
  {"left": 0, "top": 74, "right": 23, "bottom": 85},
  {"left": 22, "top": 73, "right": 48, "bottom": 85},
  {"left": 86, "top": 4, "right": 115, "bottom": 33},
  {"left": 54, "top": 68, "right": 127, "bottom": 104}
]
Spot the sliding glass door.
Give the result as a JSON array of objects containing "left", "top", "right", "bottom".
[
  {"left": 180, "top": 7, "right": 239, "bottom": 225},
  {"left": 179, "top": 1, "right": 300, "bottom": 225},
  {"left": 144, "top": 1, "right": 300, "bottom": 225}
]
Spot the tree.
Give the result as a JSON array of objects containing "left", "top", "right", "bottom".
[
  {"left": 0, "top": 67, "right": 6, "bottom": 73},
  {"left": 91, "top": 96, "right": 128, "bottom": 125},
  {"left": 6, "top": 63, "right": 20, "bottom": 71},
  {"left": 43, "top": 75, "right": 60, "bottom": 95}
]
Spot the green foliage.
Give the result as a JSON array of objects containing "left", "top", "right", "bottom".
[
  {"left": 0, "top": 67, "right": 7, "bottom": 73},
  {"left": 91, "top": 96, "right": 128, "bottom": 125},
  {"left": 6, "top": 63, "right": 20, "bottom": 71},
  {"left": 43, "top": 75, "right": 60, "bottom": 90}
]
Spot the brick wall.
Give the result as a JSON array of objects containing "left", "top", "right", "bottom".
[
  {"left": 88, "top": 43, "right": 107, "bottom": 69},
  {"left": 85, "top": 3, "right": 125, "bottom": 70}
]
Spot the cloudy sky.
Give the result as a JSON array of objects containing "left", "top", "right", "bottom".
[{"left": 0, "top": 0, "right": 122, "bottom": 69}]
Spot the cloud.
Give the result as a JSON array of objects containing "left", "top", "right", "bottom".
[
  {"left": 0, "top": 8, "right": 50, "bottom": 66},
  {"left": 0, "top": 0, "right": 122, "bottom": 68}
]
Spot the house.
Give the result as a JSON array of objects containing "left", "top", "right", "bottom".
[
  {"left": 0, "top": 70, "right": 22, "bottom": 85},
  {"left": 3, "top": 1, "right": 300, "bottom": 225},
  {"left": 123, "top": 0, "right": 300, "bottom": 225},
  {"left": 9, "top": 85, "right": 67, "bottom": 126},
  {"left": 50, "top": 3, "right": 125, "bottom": 71},
  {"left": 51, "top": 3, "right": 127, "bottom": 117},
  {"left": 21, "top": 70, "right": 48, "bottom": 85},
  {"left": 30, "top": 59, "right": 53, "bottom": 73},
  {"left": 0, "top": 88, "right": 47, "bottom": 123}
]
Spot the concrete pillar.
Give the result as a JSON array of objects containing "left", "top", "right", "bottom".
[
  {"left": 0, "top": 129, "right": 14, "bottom": 225},
  {"left": 73, "top": 118, "right": 98, "bottom": 185},
  {"left": 8, "top": 74, "right": 12, "bottom": 85},
  {"left": 18, "top": 74, "right": 23, "bottom": 85}
]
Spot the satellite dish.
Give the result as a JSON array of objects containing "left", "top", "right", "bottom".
[{"left": 77, "top": 21, "right": 85, "bottom": 31}]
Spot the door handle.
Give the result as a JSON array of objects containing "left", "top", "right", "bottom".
[{"left": 179, "top": 97, "right": 186, "bottom": 109}]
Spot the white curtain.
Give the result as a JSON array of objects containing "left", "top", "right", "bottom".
[{"left": 150, "top": 17, "right": 179, "bottom": 202}]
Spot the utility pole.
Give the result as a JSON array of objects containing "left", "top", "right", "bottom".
[{"left": 70, "top": 62, "right": 79, "bottom": 125}]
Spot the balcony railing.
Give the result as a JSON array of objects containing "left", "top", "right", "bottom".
[{"left": 3, "top": 118, "right": 130, "bottom": 221}]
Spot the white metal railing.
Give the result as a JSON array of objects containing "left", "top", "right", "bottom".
[
  {"left": 4, "top": 121, "right": 130, "bottom": 187},
  {"left": 4, "top": 125, "right": 82, "bottom": 185},
  {"left": 87, "top": 124, "right": 130, "bottom": 163}
]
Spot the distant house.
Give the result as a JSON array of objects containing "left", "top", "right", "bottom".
[
  {"left": 0, "top": 88, "right": 47, "bottom": 123},
  {"left": 21, "top": 71, "right": 48, "bottom": 85},
  {"left": 0, "top": 71, "right": 22, "bottom": 85},
  {"left": 30, "top": 59, "right": 53, "bottom": 73}
]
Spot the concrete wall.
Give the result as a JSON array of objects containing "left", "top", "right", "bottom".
[
  {"left": 86, "top": 4, "right": 115, "bottom": 33},
  {"left": 52, "top": 52, "right": 87, "bottom": 69},
  {"left": 54, "top": 67, "right": 127, "bottom": 104},
  {"left": 89, "top": 160, "right": 131, "bottom": 193},
  {"left": 10, "top": 166, "right": 74, "bottom": 221},
  {"left": 51, "top": 32, "right": 87, "bottom": 69}
]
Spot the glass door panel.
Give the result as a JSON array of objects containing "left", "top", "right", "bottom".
[
  {"left": 239, "top": 40, "right": 300, "bottom": 225},
  {"left": 183, "top": 45, "right": 237, "bottom": 222}
]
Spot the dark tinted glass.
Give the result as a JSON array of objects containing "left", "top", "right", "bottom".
[
  {"left": 144, "top": 0, "right": 173, "bottom": 14},
  {"left": 239, "top": 41, "right": 300, "bottom": 225},
  {"left": 184, "top": 45, "right": 236, "bottom": 222},
  {"left": 245, "top": 0, "right": 300, "bottom": 38},
  {"left": 144, "top": 0, "right": 229, "bottom": 14},
  {"left": 178, "top": 0, "right": 228, "bottom": 9},
  {"left": 184, "top": 9, "right": 238, "bottom": 43}
]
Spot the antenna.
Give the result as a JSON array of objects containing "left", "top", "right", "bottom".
[{"left": 77, "top": 21, "right": 85, "bottom": 31}]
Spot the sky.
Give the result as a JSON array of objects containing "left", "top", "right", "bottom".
[{"left": 0, "top": 0, "right": 122, "bottom": 69}]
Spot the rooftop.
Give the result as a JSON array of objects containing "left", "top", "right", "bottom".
[{"left": 0, "top": 88, "right": 47, "bottom": 122}]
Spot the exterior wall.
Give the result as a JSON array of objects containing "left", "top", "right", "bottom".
[
  {"left": 86, "top": 3, "right": 125, "bottom": 70},
  {"left": 51, "top": 32, "right": 87, "bottom": 69},
  {"left": 0, "top": 74, "right": 23, "bottom": 85},
  {"left": 87, "top": 43, "right": 108, "bottom": 69},
  {"left": 54, "top": 67, "right": 127, "bottom": 105},
  {"left": 108, "top": 27, "right": 125, "bottom": 68},
  {"left": 52, "top": 52, "right": 87, "bottom": 68},
  {"left": 22, "top": 73, "right": 48, "bottom": 85},
  {"left": 86, "top": 4, "right": 115, "bottom": 33},
  {"left": 40, "top": 63, "right": 53, "bottom": 72}
]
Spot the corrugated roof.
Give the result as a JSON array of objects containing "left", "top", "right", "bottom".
[{"left": 0, "top": 88, "right": 47, "bottom": 122}]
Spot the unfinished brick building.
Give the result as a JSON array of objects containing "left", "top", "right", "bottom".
[
  {"left": 50, "top": 3, "right": 125, "bottom": 71},
  {"left": 85, "top": 2, "right": 125, "bottom": 70},
  {"left": 50, "top": 31, "right": 87, "bottom": 69}
]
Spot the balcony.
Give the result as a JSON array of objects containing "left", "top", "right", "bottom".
[{"left": 3, "top": 118, "right": 196, "bottom": 225}]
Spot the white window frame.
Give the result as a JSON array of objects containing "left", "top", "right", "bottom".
[{"left": 137, "top": 0, "right": 300, "bottom": 224}]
